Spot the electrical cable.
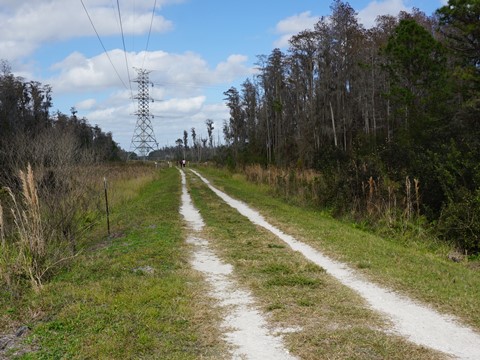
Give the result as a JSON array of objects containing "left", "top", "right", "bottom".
[
  {"left": 142, "top": 0, "right": 158, "bottom": 69},
  {"left": 116, "top": 0, "right": 135, "bottom": 102},
  {"left": 80, "top": 0, "right": 129, "bottom": 90}
]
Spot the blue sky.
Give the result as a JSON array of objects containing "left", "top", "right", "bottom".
[{"left": 1, "top": 0, "right": 447, "bottom": 151}]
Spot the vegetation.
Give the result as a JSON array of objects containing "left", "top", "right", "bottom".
[
  {"left": 193, "top": 166, "right": 480, "bottom": 333},
  {"left": 0, "top": 162, "right": 157, "bottom": 294},
  {"left": 0, "top": 60, "right": 124, "bottom": 186},
  {"left": 185, "top": 167, "right": 477, "bottom": 359},
  {"left": 0, "top": 0, "right": 479, "bottom": 357},
  {"left": 211, "top": 0, "right": 480, "bottom": 254},
  {"left": 0, "top": 58, "right": 130, "bottom": 297},
  {"left": 1, "top": 167, "right": 225, "bottom": 359}
]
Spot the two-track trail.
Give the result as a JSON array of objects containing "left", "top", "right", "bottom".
[
  {"left": 181, "top": 168, "right": 480, "bottom": 360},
  {"left": 179, "top": 169, "right": 296, "bottom": 360}
]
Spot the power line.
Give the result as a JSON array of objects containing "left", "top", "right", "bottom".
[
  {"left": 116, "top": 0, "right": 134, "bottom": 101},
  {"left": 80, "top": 0, "right": 129, "bottom": 90},
  {"left": 142, "top": 0, "right": 158, "bottom": 69},
  {"left": 110, "top": 0, "right": 121, "bottom": 32},
  {"left": 82, "top": 0, "right": 171, "bottom": 155}
]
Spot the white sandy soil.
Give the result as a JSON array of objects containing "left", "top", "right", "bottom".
[{"left": 191, "top": 169, "right": 480, "bottom": 360}]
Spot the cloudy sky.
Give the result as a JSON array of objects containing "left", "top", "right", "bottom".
[{"left": 1, "top": 0, "right": 447, "bottom": 151}]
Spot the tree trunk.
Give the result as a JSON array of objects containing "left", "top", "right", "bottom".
[{"left": 329, "top": 101, "right": 338, "bottom": 147}]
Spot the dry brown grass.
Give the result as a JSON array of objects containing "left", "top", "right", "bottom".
[
  {"left": 0, "top": 162, "right": 158, "bottom": 294},
  {"left": 73, "top": 162, "right": 159, "bottom": 207},
  {"left": 19, "top": 164, "right": 45, "bottom": 260},
  {"left": 244, "top": 165, "right": 325, "bottom": 205},
  {"left": 244, "top": 164, "right": 422, "bottom": 230},
  {"left": 0, "top": 165, "right": 72, "bottom": 291},
  {"left": 1, "top": 168, "right": 42, "bottom": 291},
  {"left": 0, "top": 202, "right": 4, "bottom": 248}
]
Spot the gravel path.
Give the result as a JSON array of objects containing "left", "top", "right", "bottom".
[{"left": 190, "top": 169, "right": 480, "bottom": 360}]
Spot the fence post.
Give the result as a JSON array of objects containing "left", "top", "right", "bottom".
[{"left": 104, "top": 177, "right": 110, "bottom": 236}]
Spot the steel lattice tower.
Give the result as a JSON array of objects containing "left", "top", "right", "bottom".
[{"left": 129, "top": 68, "right": 158, "bottom": 159}]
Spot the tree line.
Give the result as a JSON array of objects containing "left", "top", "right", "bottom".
[
  {"left": 220, "top": 0, "right": 480, "bottom": 253},
  {"left": 0, "top": 60, "right": 124, "bottom": 186},
  {"left": 150, "top": 119, "right": 217, "bottom": 163},
  {"left": 0, "top": 60, "right": 130, "bottom": 293}
]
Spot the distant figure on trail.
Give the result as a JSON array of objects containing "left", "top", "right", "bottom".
[{"left": 182, "top": 159, "right": 186, "bottom": 168}]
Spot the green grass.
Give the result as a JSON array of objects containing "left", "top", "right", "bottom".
[
  {"left": 6, "top": 167, "right": 224, "bottom": 359},
  {"left": 3, "top": 163, "right": 477, "bottom": 359},
  {"left": 192, "top": 166, "right": 480, "bottom": 333},
  {"left": 185, "top": 169, "right": 447, "bottom": 359}
]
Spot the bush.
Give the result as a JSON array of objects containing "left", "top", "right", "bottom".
[{"left": 438, "top": 188, "right": 480, "bottom": 254}]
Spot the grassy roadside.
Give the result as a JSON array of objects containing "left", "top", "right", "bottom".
[
  {"left": 2, "top": 166, "right": 224, "bottom": 359},
  {"left": 190, "top": 166, "right": 480, "bottom": 334},
  {"left": 185, "top": 171, "right": 446, "bottom": 359}
]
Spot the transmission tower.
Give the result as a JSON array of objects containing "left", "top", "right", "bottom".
[{"left": 129, "top": 68, "right": 158, "bottom": 159}]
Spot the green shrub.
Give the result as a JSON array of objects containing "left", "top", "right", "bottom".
[{"left": 438, "top": 188, "right": 480, "bottom": 253}]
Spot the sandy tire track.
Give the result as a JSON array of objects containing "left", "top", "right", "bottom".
[{"left": 189, "top": 169, "right": 480, "bottom": 360}]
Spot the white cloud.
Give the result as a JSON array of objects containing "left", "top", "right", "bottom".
[
  {"left": 0, "top": 0, "right": 174, "bottom": 61},
  {"left": 358, "top": 0, "right": 409, "bottom": 29},
  {"left": 48, "top": 49, "right": 252, "bottom": 96},
  {"left": 154, "top": 96, "right": 206, "bottom": 115},
  {"left": 50, "top": 50, "right": 133, "bottom": 92},
  {"left": 76, "top": 98, "right": 97, "bottom": 111},
  {"left": 87, "top": 107, "right": 120, "bottom": 124},
  {"left": 273, "top": 11, "right": 319, "bottom": 48},
  {"left": 214, "top": 55, "right": 253, "bottom": 82}
]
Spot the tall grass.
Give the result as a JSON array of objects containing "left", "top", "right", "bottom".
[
  {"left": 243, "top": 164, "right": 424, "bottom": 237},
  {"left": 244, "top": 165, "right": 323, "bottom": 205},
  {"left": 0, "top": 162, "right": 159, "bottom": 295},
  {"left": 0, "top": 165, "right": 71, "bottom": 292},
  {"left": 0, "top": 202, "right": 4, "bottom": 247}
]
